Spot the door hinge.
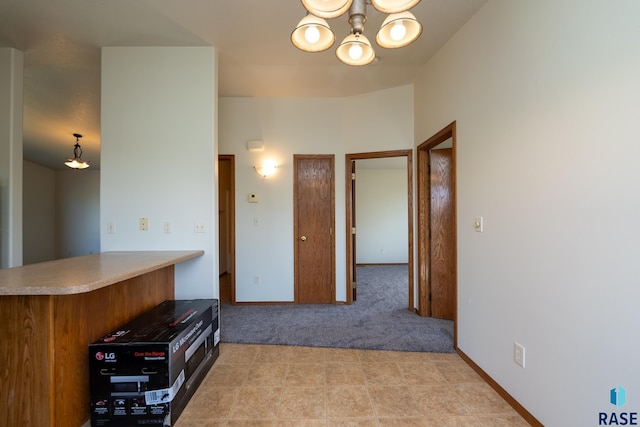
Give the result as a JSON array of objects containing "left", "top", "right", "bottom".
[
  {"left": 351, "top": 172, "right": 356, "bottom": 180},
  {"left": 329, "top": 227, "right": 333, "bottom": 235},
  {"left": 351, "top": 227, "right": 356, "bottom": 234}
]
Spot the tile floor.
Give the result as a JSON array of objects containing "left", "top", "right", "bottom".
[{"left": 176, "top": 343, "right": 530, "bottom": 427}]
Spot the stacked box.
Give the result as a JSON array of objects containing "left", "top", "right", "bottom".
[{"left": 89, "top": 299, "right": 219, "bottom": 427}]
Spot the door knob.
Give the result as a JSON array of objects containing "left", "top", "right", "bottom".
[{"left": 300, "top": 235, "right": 307, "bottom": 241}]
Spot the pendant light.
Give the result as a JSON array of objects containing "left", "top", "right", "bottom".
[
  {"left": 301, "top": 0, "right": 353, "bottom": 19},
  {"left": 370, "top": 0, "right": 420, "bottom": 14},
  {"left": 336, "top": 33, "right": 375, "bottom": 66},
  {"left": 376, "top": 11, "right": 422, "bottom": 48},
  {"left": 64, "top": 133, "right": 90, "bottom": 169},
  {"left": 291, "top": 14, "right": 335, "bottom": 52}
]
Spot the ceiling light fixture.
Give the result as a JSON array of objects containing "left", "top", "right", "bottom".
[
  {"left": 292, "top": 0, "right": 422, "bottom": 66},
  {"left": 64, "top": 133, "right": 90, "bottom": 169}
]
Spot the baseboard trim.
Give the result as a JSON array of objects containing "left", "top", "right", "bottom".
[
  {"left": 456, "top": 347, "right": 543, "bottom": 427},
  {"left": 231, "top": 301, "right": 295, "bottom": 305}
]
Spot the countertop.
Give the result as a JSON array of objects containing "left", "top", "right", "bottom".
[{"left": 0, "top": 250, "right": 204, "bottom": 295}]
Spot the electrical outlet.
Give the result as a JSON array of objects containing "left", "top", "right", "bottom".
[
  {"left": 163, "top": 222, "right": 171, "bottom": 233},
  {"left": 254, "top": 275, "right": 260, "bottom": 285},
  {"left": 107, "top": 222, "right": 116, "bottom": 234},
  {"left": 514, "top": 342, "right": 525, "bottom": 368},
  {"left": 194, "top": 222, "right": 205, "bottom": 233},
  {"left": 139, "top": 217, "right": 149, "bottom": 231}
]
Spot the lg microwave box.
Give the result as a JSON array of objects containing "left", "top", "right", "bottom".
[{"left": 89, "top": 299, "right": 220, "bottom": 427}]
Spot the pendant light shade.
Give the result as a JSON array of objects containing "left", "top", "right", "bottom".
[
  {"left": 301, "top": 0, "right": 353, "bottom": 19},
  {"left": 64, "top": 133, "right": 90, "bottom": 169},
  {"left": 371, "top": 0, "right": 421, "bottom": 14},
  {"left": 291, "top": 14, "right": 335, "bottom": 52},
  {"left": 336, "top": 33, "right": 375, "bottom": 66},
  {"left": 376, "top": 11, "right": 422, "bottom": 48}
]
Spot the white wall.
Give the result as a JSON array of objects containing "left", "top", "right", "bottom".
[
  {"left": 100, "top": 47, "right": 218, "bottom": 299},
  {"left": 23, "top": 162, "right": 100, "bottom": 263},
  {"left": 355, "top": 168, "right": 408, "bottom": 264},
  {"left": 414, "top": 1, "right": 640, "bottom": 425},
  {"left": 22, "top": 161, "right": 55, "bottom": 264},
  {"left": 219, "top": 86, "right": 414, "bottom": 302},
  {"left": 55, "top": 169, "right": 100, "bottom": 258},
  {"left": 0, "top": 48, "right": 23, "bottom": 268}
]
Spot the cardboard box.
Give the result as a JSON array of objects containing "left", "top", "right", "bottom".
[{"left": 89, "top": 299, "right": 219, "bottom": 427}]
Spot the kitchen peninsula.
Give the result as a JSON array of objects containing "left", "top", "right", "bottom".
[{"left": 0, "top": 250, "right": 204, "bottom": 427}]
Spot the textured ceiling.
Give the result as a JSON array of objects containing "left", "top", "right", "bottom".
[{"left": 0, "top": 0, "right": 486, "bottom": 170}]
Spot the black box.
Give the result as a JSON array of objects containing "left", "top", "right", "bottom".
[{"left": 89, "top": 299, "right": 219, "bottom": 427}]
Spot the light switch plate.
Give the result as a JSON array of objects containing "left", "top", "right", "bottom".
[
  {"left": 474, "top": 216, "right": 483, "bottom": 232},
  {"left": 514, "top": 342, "right": 525, "bottom": 368}
]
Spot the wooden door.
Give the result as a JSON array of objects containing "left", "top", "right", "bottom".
[
  {"left": 218, "top": 155, "right": 235, "bottom": 304},
  {"left": 294, "top": 155, "right": 335, "bottom": 304},
  {"left": 429, "top": 148, "right": 455, "bottom": 319}
]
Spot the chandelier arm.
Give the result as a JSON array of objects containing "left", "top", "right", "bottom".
[{"left": 349, "top": 0, "right": 367, "bottom": 34}]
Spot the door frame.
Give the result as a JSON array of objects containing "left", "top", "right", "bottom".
[
  {"left": 417, "top": 122, "right": 457, "bottom": 344},
  {"left": 218, "top": 154, "right": 236, "bottom": 303},
  {"left": 293, "top": 154, "right": 336, "bottom": 304},
  {"left": 345, "top": 150, "right": 413, "bottom": 309}
]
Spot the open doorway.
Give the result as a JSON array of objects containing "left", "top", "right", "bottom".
[
  {"left": 345, "top": 150, "right": 413, "bottom": 310},
  {"left": 417, "top": 122, "right": 457, "bottom": 343},
  {"left": 218, "top": 155, "right": 235, "bottom": 304}
]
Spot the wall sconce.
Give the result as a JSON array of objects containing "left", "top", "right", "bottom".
[{"left": 254, "top": 159, "right": 278, "bottom": 178}]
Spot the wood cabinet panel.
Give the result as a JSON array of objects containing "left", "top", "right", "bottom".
[
  {"left": 0, "top": 295, "right": 53, "bottom": 426},
  {"left": 0, "top": 266, "right": 175, "bottom": 427}
]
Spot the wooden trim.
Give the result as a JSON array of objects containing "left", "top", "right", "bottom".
[
  {"left": 416, "top": 121, "right": 458, "bottom": 346},
  {"left": 407, "top": 149, "right": 414, "bottom": 312},
  {"left": 345, "top": 150, "right": 413, "bottom": 309},
  {"left": 345, "top": 158, "right": 354, "bottom": 305},
  {"left": 456, "top": 347, "right": 543, "bottom": 427}
]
